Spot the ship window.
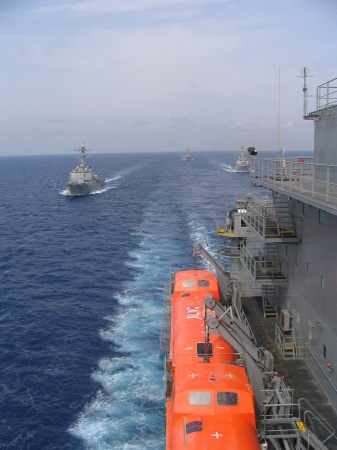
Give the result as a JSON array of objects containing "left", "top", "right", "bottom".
[
  {"left": 303, "top": 203, "right": 308, "bottom": 217},
  {"left": 183, "top": 280, "right": 195, "bottom": 287},
  {"left": 216, "top": 391, "right": 238, "bottom": 406},
  {"left": 189, "top": 391, "right": 211, "bottom": 406},
  {"left": 198, "top": 280, "right": 209, "bottom": 287},
  {"left": 186, "top": 420, "right": 202, "bottom": 434},
  {"left": 197, "top": 342, "right": 213, "bottom": 357},
  {"left": 285, "top": 245, "right": 288, "bottom": 256},
  {"left": 307, "top": 263, "right": 310, "bottom": 276},
  {"left": 319, "top": 209, "right": 325, "bottom": 225},
  {"left": 181, "top": 293, "right": 190, "bottom": 299},
  {"left": 321, "top": 275, "right": 325, "bottom": 290},
  {"left": 323, "top": 344, "right": 327, "bottom": 360}
]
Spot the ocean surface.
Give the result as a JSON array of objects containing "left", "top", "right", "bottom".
[{"left": 0, "top": 150, "right": 303, "bottom": 449}]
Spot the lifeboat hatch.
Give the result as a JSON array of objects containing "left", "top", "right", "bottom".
[{"left": 196, "top": 342, "right": 213, "bottom": 357}]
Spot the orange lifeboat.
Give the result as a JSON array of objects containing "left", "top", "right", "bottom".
[{"left": 166, "top": 270, "right": 260, "bottom": 449}]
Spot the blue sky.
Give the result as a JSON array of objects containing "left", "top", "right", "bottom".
[{"left": 0, "top": 0, "right": 336, "bottom": 156}]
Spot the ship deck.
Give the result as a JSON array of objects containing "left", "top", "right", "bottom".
[
  {"left": 251, "top": 166, "right": 337, "bottom": 216},
  {"left": 242, "top": 295, "right": 337, "bottom": 450}
]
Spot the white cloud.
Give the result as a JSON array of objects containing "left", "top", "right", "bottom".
[{"left": 32, "top": 0, "right": 228, "bottom": 17}]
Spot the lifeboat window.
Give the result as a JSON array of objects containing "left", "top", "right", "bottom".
[
  {"left": 183, "top": 280, "right": 195, "bottom": 287},
  {"left": 217, "top": 391, "right": 238, "bottom": 406},
  {"left": 186, "top": 421, "right": 202, "bottom": 434},
  {"left": 189, "top": 391, "right": 211, "bottom": 406},
  {"left": 197, "top": 342, "right": 213, "bottom": 357},
  {"left": 197, "top": 280, "right": 209, "bottom": 287},
  {"left": 181, "top": 293, "right": 190, "bottom": 299}
]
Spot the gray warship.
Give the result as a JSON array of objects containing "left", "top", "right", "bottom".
[
  {"left": 161, "top": 68, "right": 337, "bottom": 450},
  {"left": 184, "top": 148, "right": 192, "bottom": 160},
  {"left": 231, "top": 145, "right": 250, "bottom": 172},
  {"left": 66, "top": 142, "right": 105, "bottom": 196},
  {"left": 218, "top": 68, "right": 337, "bottom": 447}
]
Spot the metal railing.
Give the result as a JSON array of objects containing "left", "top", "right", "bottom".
[
  {"left": 240, "top": 241, "right": 288, "bottom": 283},
  {"left": 259, "top": 395, "right": 336, "bottom": 449},
  {"left": 243, "top": 201, "right": 276, "bottom": 238},
  {"left": 317, "top": 77, "right": 337, "bottom": 110},
  {"left": 275, "top": 324, "right": 305, "bottom": 358},
  {"left": 251, "top": 157, "right": 337, "bottom": 208},
  {"left": 298, "top": 398, "right": 337, "bottom": 447}
]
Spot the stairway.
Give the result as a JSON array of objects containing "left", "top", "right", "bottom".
[
  {"left": 262, "top": 285, "right": 278, "bottom": 317},
  {"left": 272, "top": 192, "right": 296, "bottom": 237}
]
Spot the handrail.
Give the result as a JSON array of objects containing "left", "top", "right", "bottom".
[
  {"left": 298, "top": 398, "right": 336, "bottom": 445},
  {"left": 251, "top": 157, "right": 337, "bottom": 210},
  {"left": 317, "top": 77, "right": 337, "bottom": 110},
  {"left": 240, "top": 242, "right": 288, "bottom": 282},
  {"left": 305, "top": 344, "right": 337, "bottom": 393}
]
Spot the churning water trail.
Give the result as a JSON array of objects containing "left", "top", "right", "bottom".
[{"left": 69, "top": 173, "right": 192, "bottom": 449}]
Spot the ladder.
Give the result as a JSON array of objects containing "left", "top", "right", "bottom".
[
  {"left": 262, "top": 285, "right": 278, "bottom": 317},
  {"left": 272, "top": 192, "right": 296, "bottom": 237}
]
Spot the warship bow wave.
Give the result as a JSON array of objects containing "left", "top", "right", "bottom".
[{"left": 66, "top": 143, "right": 105, "bottom": 196}]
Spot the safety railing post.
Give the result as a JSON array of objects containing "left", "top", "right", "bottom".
[
  {"left": 289, "top": 161, "right": 293, "bottom": 192},
  {"left": 326, "top": 166, "right": 330, "bottom": 202}
]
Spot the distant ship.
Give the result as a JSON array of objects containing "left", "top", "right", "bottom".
[
  {"left": 231, "top": 145, "right": 250, "bottom": 172},
  {"left": 66, "top": 142, "right": 105, "bottom": 196},
  {"left": 184, "top": 148, "right": 192, "bottom": 160}
]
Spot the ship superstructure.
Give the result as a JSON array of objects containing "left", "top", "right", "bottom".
[
  {"left": 161, "top": 68, "right": 337, "bottom": 450},
  {"left": 215, "top": 68, "right": 337, "bottom": 447},
  {"left": 66, "top": 142, "right": 105, "bottom": 196}
]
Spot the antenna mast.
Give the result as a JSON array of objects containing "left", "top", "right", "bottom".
[
  {"left": 297, "top": 67, "right": 313, "bottom": 119},
  {"left": 302, "top": 67, "right": 309, "bottom": 118},
  {"left": 278, "top": 67, "right": 280, "bottom": 161}
]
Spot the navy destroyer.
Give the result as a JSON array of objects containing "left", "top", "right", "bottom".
[
  {"left": 184, "top": 148, "right": 192, "bottom": 160},
  {"left": 231, "top": 145, "right": 250, "bottom": 172},
  {"left": 161, "top": 68, "right": 337, "bottom": 449},
  {"left": 66, "top": 142, "right": 105, "bottom": 196}
]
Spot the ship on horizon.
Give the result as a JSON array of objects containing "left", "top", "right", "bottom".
[
  {"left": 184, "top": 148, "right": 192, "bottom": 161},
  {"left": 231, "top": 145, "right": 250, "bottom": 172},
  {"left": 66, "top": 142, "right": 105, "bottom": 196}
]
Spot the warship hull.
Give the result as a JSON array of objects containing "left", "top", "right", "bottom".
[
  {"left": 211, "top": 69, "right": 337, "bottom": 448},
  {"left": 231, "top": 163, "right": 249, "bottom": 172},
  {"left": 67, "top": 179, "right": 105, "bottom": 196}
]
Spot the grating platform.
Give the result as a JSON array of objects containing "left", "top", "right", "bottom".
[{"left": 242, "top": 296, "right": 337, "bottom": 450}]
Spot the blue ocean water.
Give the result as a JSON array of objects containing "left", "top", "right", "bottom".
[{"left": 0, "top": 150, "right": 296, "bottom": 449}]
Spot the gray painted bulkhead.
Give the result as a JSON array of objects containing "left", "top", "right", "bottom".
[
  {"left": 272, "top": 104, "right": 337, "bottom": 409},
  {"left": 278, "top": 198, "right": 337, "bottom": 407},
  {"left": 311, "top": 106, "right": 337, "bottom": 183}
]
